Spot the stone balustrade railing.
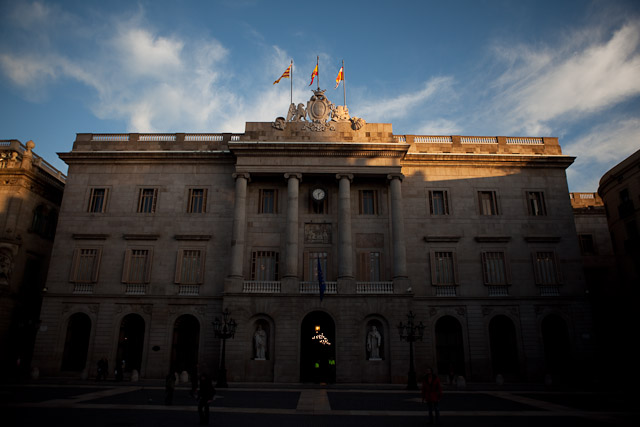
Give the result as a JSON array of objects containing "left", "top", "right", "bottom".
[
  {"left": 487, "top": 285, "right": 509, "bottom": 296},
  {"left": 434, "top": 285, "right": 457, "bottom": 297},
  {"left": 178, "top": 284, "right": 200, "bottom": 296},
  {"left": 356, "top": 281, "right": 393, "bottom": 294},
  {"left": 73, "top": 283, "right": 94, "bottom": 294},
  {"left": 243, "top": 281, "right": 281, "bottom": 293},
  {"left": 124, "top": 284, "right": 147, "bottom": 295},
  {"left": 395, "top": 134, "right": 561, "bottom": 155}
]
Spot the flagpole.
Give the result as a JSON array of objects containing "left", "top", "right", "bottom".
[
  {"left": 290, "top": 59, "right": 293, "bottom": 105},
  {"left": 316, "top": 55, "right": 319, "bottom": 90},
  {"left": 342, "top": 59, "right": 346, "bottom": 107}
]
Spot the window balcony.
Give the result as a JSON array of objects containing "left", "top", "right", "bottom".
[
  {"left": 299, "top": 281, "right": 337, "bottom": 294},
  {"left": 487, "top": 285, "right": 509, "bottom": 296},
  {"left": 243, "top": 281, "right": 281, "bottom": 293},
  {"left": 356, "top": 281, "right": 393, "bottom": 294},
  {"left": 72, "top": 283, "right": 94, "bottom": 294},
  {"left": 178, "top": 284, "right": 200, "bottom": 296},
  {"left": 124, "top": 283, "right": 146, "bottom": 295},
  {"left": 434, "top": 285, "right": 457, "bottom": 297},
  {"left": 539, "top": 285, "right": 560, "bottom": 296}
]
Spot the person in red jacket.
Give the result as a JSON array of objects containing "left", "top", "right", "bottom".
[{"left": 421, "top": 368, "right": 443, "bottom": 424}]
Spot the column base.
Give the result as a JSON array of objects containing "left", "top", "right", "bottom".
[
  {"left": 393, "top": 277, "right": 411, "bottom": 294},
  {"left": 281, "top": 276, "right": 299, "bottom": 294},
  {"left": 337, "top": 277, "right": 355, "bottom": 294},
  {"left": 224, "top": 276, "right": 244, "bottom": 293}
]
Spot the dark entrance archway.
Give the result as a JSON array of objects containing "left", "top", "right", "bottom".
[
  {"left": 435, "top": 316, "right": 465, "bottom": 380},
  {"left": 541, "top": 314, "right": 572, "bottom": 383},
  {"left": 300, "top": 311, "right": 336, "bottom": 383},
  {"left": 116, "top": 314, "right": 145, "bottom": 372},
  {"left": 171, "top": 314, "right": 200, "bottom": 374},
  {"left": 61, "top": 312, "right": 91, "bottom": 371},
  {"left": 489, "top": 315, "right": 520, "bottom": 379}
]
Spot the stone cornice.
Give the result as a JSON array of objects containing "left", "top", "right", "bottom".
[
  {"left": 524, "top": 236, "right": 562, "bottom": 243},
  {"left": 174, "top": 234, "right": 212, "bottom": 241},
  {"left": 72, "top": 233, "right": 110, "bottom": 240},
  {"left": 123, "top": 234, "right": 160, "bottom": 240},
  {"left": 475, "top": 236, "right": 512, "bottom": 243},
  {"left": 424, "top": 235, "right": 462, "bottom": 242},
  {"left": 402, "top": 153, "right": 575, "bottom": 168},
  {"left": 59, "top": 150, "right": 234, "bottom": 165},
  {"left": 229, "top": 141, "right": 409, "bottom": 159}
]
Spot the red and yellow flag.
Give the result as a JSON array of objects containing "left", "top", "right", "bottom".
[
  {"left": 309, "top": 64, "right": 318, "bottom": 86},
  {"left": 334, "top": 66, "right": 344, "bottom": 89},
  {"left": 273, "top": 64, "right": 292, "bottom": 85}
]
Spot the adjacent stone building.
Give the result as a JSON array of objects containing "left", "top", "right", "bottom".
[
  {"left": 0, "top": 140, "right": 65, "bottom": 378},
  {"left": 32, "top": 91, "right": 593, "bottom": 384}
]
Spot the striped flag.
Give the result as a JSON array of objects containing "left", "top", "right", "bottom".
[
  {"left": 273, "top": 64, "right": 292, "bottom": 85},
  {"left": 309, "top": 64, "right": 318, "bottom": 87},
  {"left": 317, "top": 257, "right": 326, "bottom": 301},
  {"left": 334, "top": 66, "right": 344, "bottom": 89}
]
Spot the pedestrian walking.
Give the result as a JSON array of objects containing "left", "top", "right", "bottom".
[
  {"left": 197, "top": 372, "right": 215, "bottom": 425},
  {"left": 421, "top": 368, "right": 443, "bottom": 424},
  {"left": 190, "top": 364, "right": 199, "bottom": 398}
]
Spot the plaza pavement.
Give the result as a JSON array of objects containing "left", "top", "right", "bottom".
[{"left": 1, "top": 379, "right": 635, "bottom": 426}]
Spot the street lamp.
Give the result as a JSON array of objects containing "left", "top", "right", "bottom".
[
  {"left": 213, "top": 308, "right": 237, "bottom": 388},
  {"left": 397, "top": 311, "right": 425, "bottom": 390}
]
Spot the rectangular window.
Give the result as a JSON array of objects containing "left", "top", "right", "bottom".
[
  {"left": 175, "top": 249, "right": 205, "bottom": 284},
  {"left": 478, "top": 191, "right": 499, "bottom": 215},
  {"left": 137, "top": 188, "right": 158, "bottom": 213},
  {"left": 88, "top": 188, "right": 108, "bottom": 213},
  {"left": 188, "top": 189, "right": 207, "bottom": 213},
  {"left": 311, "top": 198, "right": 328, "bottom": 214},
  {"left": 428, "top": 190, "right": 450, "bottom": 215},
  {"left": 306, "top": 252, "right": 328, "bottom": 281},
  {"left": 251, "top": 251, "right": 279, "bottom": 281},
  {"left": 578, "top": 234, "right": 596, "bottom": 255},
  {"left": 533, "top": 251, "right": 562, "bottom": 285},
  {"left": 359, "top": 190, "right": 378, "bottom": 215},
  {"left": 122, "top": 248, "right": 152, "bottom": 284},
  {"left": 527, "top": 191, "right": 547, "bottom": 216},
  {"left": 481, "top": 251, "right": 509, "bottom": 285},
  {"left": 357, "top": 251, "right": 381, "bottom": 281},
  {"left": 259, "top": 189, "right": 278, "bottom": 214},
  {"left": 69, "top": 248, "right": 102, "bottom": 283},
  {"left": 430, "top": 251, "right": 458, "bottom": 285}
]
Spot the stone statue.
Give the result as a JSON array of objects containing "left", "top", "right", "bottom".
[
  {"left": 367, "top": 325, "right": 382, "bottom": 360},
  {"left": 272, "top": 116, "right": 286, "bottom": 130},
  {"left": 350, "top": 117, "right": 366, "bottom": 130},
  {"left": 331, "top": 105, "right": 350, "bottom": 122},
  {"left": 286, "top": 103, "right": 307, "bottom": 122},
  {"left": 254, "top": 324, "right": 267, "bottom": 360}
]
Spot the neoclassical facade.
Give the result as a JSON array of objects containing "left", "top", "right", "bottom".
[
  {"left": 32, "top": 93, "right": 593, "bottom": 384},
  {"left": 0, "top": 140, "right": 65, "bottom": 377}
]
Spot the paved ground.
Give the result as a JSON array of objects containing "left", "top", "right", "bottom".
[{"left": 1, "top": 380, "right": 635, "bottom": 426}]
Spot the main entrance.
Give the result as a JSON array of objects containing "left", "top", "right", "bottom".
[{"left": 300, "top": 311, "right": 336, "bottom": 383}]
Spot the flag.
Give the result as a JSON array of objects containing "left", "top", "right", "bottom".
[
  {"left": 334, "top": 66, "right": 344, "bottom": 89},
  {"left": 309, "top": 64, "right": 318, "bottom": 86},
  {"left": 317, "top": 258, "right": 326, "bottom": 301},
  {"left": 273, "top": 64, "right": 291, "bottom": 85}
]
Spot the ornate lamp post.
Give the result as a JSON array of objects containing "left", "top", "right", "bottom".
[
  {"left": 212, "top": 308, "right": 237, "bottom": 388},
  {"left": 397, "top": 311, "right": 425, "bottom": 390}
]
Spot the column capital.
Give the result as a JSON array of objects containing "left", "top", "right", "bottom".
[
  {"left": 232, "top": 172, "right": 251, "bottom": 181},
  {"left": 284, "top": 172, "right": 302, "bottom": 181},
  {"left": 387, "top": 173, "right": 405, "bottom": 181},
  {"left": 336, "top": 173, "right": 354, "bottom": 182}
]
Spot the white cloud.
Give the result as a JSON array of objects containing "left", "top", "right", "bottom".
[
  {"left": 414, "top": 118, "right": 461, "bottom": 135},
  {"left": 564, "top": 117, "right": 640, "bottom": 191}
]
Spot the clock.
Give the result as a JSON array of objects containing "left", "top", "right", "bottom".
[{"left": 312, "top": 187, "right": 326, "bottom": 202}]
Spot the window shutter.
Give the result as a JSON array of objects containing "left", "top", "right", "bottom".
[
  {"left": 122, "top": 249, "right": 132, "bottom": 283},
  {"left": 554, "top": 252, "right": 563, "bottom": 284},
  {"left": 532, "top": 252, "right": 541, "bottom": 284},
  {"left": 428, "top": 191, "right": 434, "bottom": 215},
  {"left": 452, "top": 252, "right": 459, "bottom": 285},
  {"left": 429, "top": 251, "right": 437, "bottom": 284},
  {"left": 303, "top": 251, "right": 309, "bottom": 281},
  {"left": 144, "top": 249, "right": 153, "bottom": 283},
  {"left": 92, "top": 248, "right": 102, "bottom": 283},
  {"left": 69, "top": 248, "right": 80, "bottom": 282},
  {"left": 357, "top": 252, "right": 367, "bottom": 281},
  {"left": 481, "top": 252, "right": 489, "bottom": 284},
  {"left": 197, "top": 250, "right": 206, "bottom": 284},
  {"left": 504, "top": 252, "right": 512, "bottom": 284},
  {"left": 174, "top": 249, "right": 184, "bottom": 284},
  {"left": 152, "top": 188, "right": 158, "bottom": 213},
  {"left": 202, "top": 189, "right": 208, "bottom": 213}
]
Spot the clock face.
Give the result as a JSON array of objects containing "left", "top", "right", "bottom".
[{"left": 312, "top": 188, "right": 326, "bottom": 201}]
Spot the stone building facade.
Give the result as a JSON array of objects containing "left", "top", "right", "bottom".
[
  {"left": 32, "top": 94, "right": 593, "bottom": 384},
  {"left": 0, "top": 140, "right": 65, "bottom": 378}
]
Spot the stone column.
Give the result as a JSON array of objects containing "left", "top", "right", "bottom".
[
  {"left": 283, "top": 173, "right": 301, "bottom": 279},
  {"left": 336, "top": 174, "right": 354, "bottom": 280},
  {"left": 229, "top": 173, "right": 250, "bottom": 279},
  {"left": 388, "top": 174, "right": 409, "bottom": 290}
]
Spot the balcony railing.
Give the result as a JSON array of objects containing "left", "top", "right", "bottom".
[
  {"left": 178, "top": 284, "right": 200, "bottom": 296},
  {"left": 434, "top": 285, "right": 457, "bottom": 297},
  {"left": 73, "top": 283, "right": 94, "bottom": 294},
  {"left": 487, "top": 286, "right": 509, "bottom": 296},
  {"left": 300, "top": 281, "right": 337, "bottom": 294},
  {"left": 539, "top": 285, "right": 560, "bottom": 297},
  {"left": 356, "top": 281, "right": 393, "bottom": 294},
  {"left": 124, "top": 283, "right": 147, "bottom": 295},
  {"left": 243, "top": 281, "right": 281, "bottom": 293}
]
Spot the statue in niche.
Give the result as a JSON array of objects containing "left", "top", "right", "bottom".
[
  {"left": 367, "top": 325, "right": 382, "bottom": 360},
  {"left": 254, "top": 324, "right": 267, "bottom": 360}
]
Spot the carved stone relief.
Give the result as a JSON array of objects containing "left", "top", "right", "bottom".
[{"left": 304, "top": 223, "right": 332, "bottom": 244}]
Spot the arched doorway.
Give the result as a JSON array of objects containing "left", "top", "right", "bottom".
[
  {"left": 435, "top": 316, "right": 465, "bottom": 380},
  {"left": 171, "top": 315, "right": 200, "bottom": 374},
  {"left": 489, "top": 315, "right": 520, "bottom": 379},
  {"left": 116, "top": 314, "right": 145, "bottom": 373},
  {"left": 541, "top": 314, "right": 572, "bottom": 383},
  {"left": 61, "top": 312, "right": 91, "bottom": 371},
  {"left": 300, "top": 311, "right": 336, "bottom": 383}
]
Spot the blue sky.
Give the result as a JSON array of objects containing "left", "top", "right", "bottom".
[{"left": 1, "top": 0, "right": 639, "bottom": 191}]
